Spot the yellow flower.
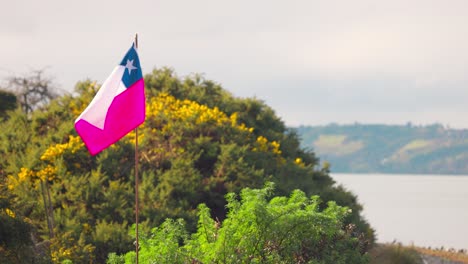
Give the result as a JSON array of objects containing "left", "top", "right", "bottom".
[
  {"left": 41, "top": 135, "right": 84, "bottom": 161},
  {"left": 271, "top": 141, "right": 282, "bottom": 155},
  {"left": 18, "top": 167, "right": 33, "bottom": 181},
  {"left": 4, "top": 208, "right": 15, "bottom": 218},
  {"left": 36, "top": 165, "right": 57, "bottom": 182},
  {"left": 144, "top": 93, "right": 255, "bottom": 137}
]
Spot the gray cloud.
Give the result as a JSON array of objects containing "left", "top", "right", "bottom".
[{"left": 2, "top": 0, "right": 468, "bottom": 127}]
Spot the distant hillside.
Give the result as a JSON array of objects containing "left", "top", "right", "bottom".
[{"left": 295, "top": 123, "right": 468, "bottom": 175}]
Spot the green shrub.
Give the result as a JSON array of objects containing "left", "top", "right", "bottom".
[{"left": 109, "top": 183, "right": 368, "bottom": 264}]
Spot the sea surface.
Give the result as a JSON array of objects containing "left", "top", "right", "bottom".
[{"left": 331, "top": 173, "right": 468, "bottom": 250}]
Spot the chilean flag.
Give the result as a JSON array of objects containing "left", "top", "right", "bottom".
[{"left": 75, "top": 43, "right": 145, "bottom": 155}]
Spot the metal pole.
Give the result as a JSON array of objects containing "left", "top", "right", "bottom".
[
  {"left": 134, "top": 33, "right": 140, "bottom": 264},
  {"left": 135, "top": 127, "right": 139, "bottom": 264}
]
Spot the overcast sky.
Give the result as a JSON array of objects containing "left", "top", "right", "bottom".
[{"left": 2, "top": 0, "right": 468, "bottom": 128}]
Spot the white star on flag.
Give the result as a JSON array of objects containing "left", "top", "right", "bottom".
[{"left": 125, "top": 59, "right": 137, "bottom": 74}]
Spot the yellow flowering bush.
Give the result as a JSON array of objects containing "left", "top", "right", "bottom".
[
  {"left": 41, "top": 135, "right": 84, "bottom": 162},
  {"left": 253, "top": 136, "right": 282, "bottom": 156},
  {"left": 8, "top": 136, "right": 84, "bottom": 191},
  {"left": 50, "top": 231, "right": 95, "bottom": 263},
  {"left": 144, "top": 93, "right": 254, "bottom": 134},
  {"left": 36, "top": 165, "right": 58, "bottom": 182},
  {"left": 7, "top": 167, "right": 35, "bottom": 190},
  {"left": 295, "top": 157, "right": 305, "bottom": 167},
  {"left": 2, "top": 208, "right": 16, "bottom": 218},
  {"left": 7, "top": 165, "right": 57, "bottom": 190},
  {"left": 140, "top": 93, "right": 280, "bottom": 155}
]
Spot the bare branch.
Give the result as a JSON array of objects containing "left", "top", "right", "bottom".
[{"left": 5, "top": 69, "right": 58, "bottom": 114}]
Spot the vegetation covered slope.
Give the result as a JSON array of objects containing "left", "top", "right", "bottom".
[
  {"left": 297, "top": 123, "right": 468, "bottom": 175},
  {"left": 0, "top": 68, "right": 373, "bottom": 263}
]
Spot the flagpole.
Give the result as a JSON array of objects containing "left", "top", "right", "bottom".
[{"left": 134, "top": 33, "right": 140, "bottom": 264}]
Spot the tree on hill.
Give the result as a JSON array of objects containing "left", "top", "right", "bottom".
[
  {"left": 1, "top": 68, "right": 373, "bottom": 262},
  {"left": 0, "top": 90, "right": 17, "bottom": 119},
  {"left": 4, "top": 70, "right": 58, "bottom": 115}
]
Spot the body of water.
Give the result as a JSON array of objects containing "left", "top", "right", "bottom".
[{"left": 331, "top": 173, "right": 468, "bottom": 250}]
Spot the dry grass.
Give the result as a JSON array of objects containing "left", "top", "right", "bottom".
[
  {"left": 369, "top": 243, "right": 468, "bottom": 264},
  {"left": 412, "top": 246, "right": 468, "bottom": 264},
  {"left": 369, "top": 243, "right": 423, "bottom": 264},
  {"left": 313, "top": 134, "right": 363, "bottom": 156}
]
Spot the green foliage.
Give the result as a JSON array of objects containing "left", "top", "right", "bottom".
[
  {"left": 0, "top": 89, "right": 17, "bottom": 120},
  {"left": 0, "top": 211, "right": 34, "bottom": 263},
  {"left": 106, "top": 252, "right": 125, "bottom": 264},
  {"left": 1, "top": 69, "right": 373, "bottom": 262},
  {"left": 110, "top": 183, "right": 368, "bottom": 264}
]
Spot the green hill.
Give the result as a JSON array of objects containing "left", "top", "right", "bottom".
[
  {"left": 296, "top": 123, "right": 468, "bottom": 175},
  {"left": 0, "top": 69, "right": 373, "bottom": 262}
]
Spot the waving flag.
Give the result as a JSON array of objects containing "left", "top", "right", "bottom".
[{"left": 75, "top": 43, "right": 145, "bottom": 155}]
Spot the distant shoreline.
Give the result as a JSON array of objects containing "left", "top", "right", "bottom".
[{"left": 296, "top": 124, "right": 468, "bottom": 175}]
